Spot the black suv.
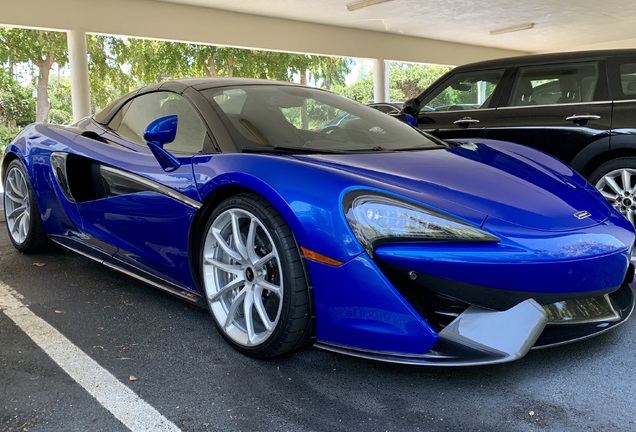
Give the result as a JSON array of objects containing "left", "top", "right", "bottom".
[{"left": 407, "top": 49, "right": 636, "bottom": 224}]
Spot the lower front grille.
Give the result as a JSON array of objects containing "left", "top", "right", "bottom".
[
  {"left": 376, "top": 261, "right": 469, "bottom": 331},
  {"left": 543, "top": 294, "right": 620, "bottom": 324}
]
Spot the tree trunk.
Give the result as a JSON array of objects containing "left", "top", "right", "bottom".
[
  {"left": 34, "top": 57, "right": 52, "bottom": 123},
  {"left": 227, "top": 56, "right": 234, "bottom": 77},
  {"left": 300, "top": 71, "right": 308, "bottom": 130},
  {"left": 206, "top": 54, "right": 218, "bottom": 77}
]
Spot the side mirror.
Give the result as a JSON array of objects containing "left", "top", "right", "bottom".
[
  {"left": 402, "top": 98, "right": 421, "bottom": 117},
  {"left": 144, "top": 115, "right": 178, "bottom": 146},
  {"left": 143, "top": 115, "right": 181, "bottom": 172}
]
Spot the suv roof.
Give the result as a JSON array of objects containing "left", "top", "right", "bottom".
[{"left": 454, "top": 49, "right": 636, "bottom": 70}]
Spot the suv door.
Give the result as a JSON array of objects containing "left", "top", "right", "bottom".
[
  {"left": 608, "top": 57, "right": 636, "bottom": 136},
  {"left": 590, "top": 55, "right": 636, "bottom": 223},
  {"left": 416, "top": 68, "right": 507, "bottom": 140},
  {"left": 485, "top": 60, "right": 612, "bottom": 170}
]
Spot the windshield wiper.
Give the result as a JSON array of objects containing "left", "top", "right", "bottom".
[
  {"left": 346, "top": 145, "right": 441, "bottom": 152},
  {"left": 336, "top": 146, "right": 390, "bottom": 152},
  {"left": 241, "top": 145, "right": 442, "bottom": 155},
  {"left": 241, "top": 146, "right": 346, "bottom": 155},
  {"left": 391, "top": 145, "right": 445, "bottom": 151}
]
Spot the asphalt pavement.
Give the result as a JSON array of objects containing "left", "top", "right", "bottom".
[{"left": 1, "top": 221, "right": 636, "bottom": 432}]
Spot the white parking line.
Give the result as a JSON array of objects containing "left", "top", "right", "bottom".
[{"left": 0, "top": 281, "right": 181, "bottom": 432}]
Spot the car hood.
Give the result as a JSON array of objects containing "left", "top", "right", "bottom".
[{"left": 299, "top": 141, "right": 610, "bottom": 232}]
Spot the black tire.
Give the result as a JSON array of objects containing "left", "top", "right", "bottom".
[
  {"left": 589, "top": 157, "right": 636, "bottom": 225},
  {"left": 200, "top": 192, "right": 311, "bottom": 358},
  {"left": 3, "top": 159, "right": 51, "bottom": 253}
]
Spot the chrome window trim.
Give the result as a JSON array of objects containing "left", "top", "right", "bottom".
[
  {"left": 613, "top": 98, "right": 636, "bottom": 104},
  {"left": 420, "top": 107, "right": 497, "bottom": 114},
  {"left": 498, "top": 100, "right": 611, "bottom": 110}
]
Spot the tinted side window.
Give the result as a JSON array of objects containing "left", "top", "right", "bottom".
[
  {"left": 618, "top": 62, "right": 636, "bottom": 99},
  {"left": 109, "top": 92, "right": 206, "bottom": 153},
  {"left": 419, "top": 69, "right": 504, "bottom": 113},
  {"left": 507, "top": 62, "right": 599, "bottom": 107}
]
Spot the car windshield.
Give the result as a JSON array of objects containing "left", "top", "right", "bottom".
[{"left": 202, "top": 85, "right": 444, "bottom": 153}]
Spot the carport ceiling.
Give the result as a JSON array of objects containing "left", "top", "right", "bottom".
[{"left": 160, "top": 0, "right": 636, "bottom": 53}]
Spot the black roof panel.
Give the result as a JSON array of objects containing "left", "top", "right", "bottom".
[{"left": 453, "top": 48, "right": 636, "bottom": 71}]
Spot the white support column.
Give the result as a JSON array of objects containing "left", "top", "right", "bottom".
[
  {"left": 373, "top": 58, "right": 390, "bottom": 103},
  {"left": 67, "top": 29, "right": 91, "bottom": 121}
]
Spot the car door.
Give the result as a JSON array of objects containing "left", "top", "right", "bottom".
[
  {"left": 607, "top": 55, "right": 636, "bottom": 150},
  {"left": 416, "top": 68, "right": 508, "bottom": 140},
  {"left": 73, "top": 91, "right": 211, "bottom": 292},
  {"left": 484, "top": 60, "right": 612, "bottom": 170}
]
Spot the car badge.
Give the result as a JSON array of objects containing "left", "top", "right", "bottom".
[{"left": 574, "top": 211, "right": 592, "bottom": 220}]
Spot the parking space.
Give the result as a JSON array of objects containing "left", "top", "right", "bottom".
[{"left": 1, "top": 222, "right": 636, "bottom": 432}]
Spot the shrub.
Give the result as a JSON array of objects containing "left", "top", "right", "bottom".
[{"left": 0, "top": 125, "right": 21, "bottom": 155}]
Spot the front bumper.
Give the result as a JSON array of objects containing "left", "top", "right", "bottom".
[
  {"left": 315, "top": 282, "right": 634, "bottom": 366},
  {"left": 309, "top": 221, "right": 634, "bottom": 365}
]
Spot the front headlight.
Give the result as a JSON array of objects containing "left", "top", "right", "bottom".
[{"left": 344, "top": 193, "right": 499, "bottom": 256}]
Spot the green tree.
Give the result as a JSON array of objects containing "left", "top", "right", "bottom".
[
  {"left": 112, "top": 37, "right": 350, "bottom": 87},
  {"left": 307, "top": 56, "right": 352, "bottom": 90},
  {"left": 87, "top": 35, "right": 136, "bottom": 111},
  {"left": 0, "top": 28, "right": 68, "bottom": 122},
  {"left": 332, "top": 63, "right": 451, "bottom": 104},
  {"left": 110, "top": 38, "right": 196, "bottom": 85},
  {"left": 332, "top": 74, "right": 374, "bottom": 103},
  {"left": 0, "top": 30, "right": 352, "bottom": 122},
  {"left": 389, "top": 63, "right": 451, "bottom": 101},
  {"left": 0, "top": 68, "right": 32, "bottom": 152},
  {"left": 0, "top": 68, "right": 35, "bottom": 126},
  {"left": 48, "top": 75, "right": 72, "bottom": 124}
]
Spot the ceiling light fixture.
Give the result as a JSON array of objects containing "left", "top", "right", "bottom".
[
  {"left": 346, "top": 0, "right": 394, "bottom": 12},
  {"left": 490, "top": 23, "right": 535, "bottom": 36}
]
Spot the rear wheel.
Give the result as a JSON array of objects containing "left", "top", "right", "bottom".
[
  {"left": 590, "top": 157, "right": 636, "bottom": 225},
  {"left": 3, "top": 159, "right": 50, "bottom": 253},
  {"left": 200, "top": 193, "right": 310, "bottom": 358}
]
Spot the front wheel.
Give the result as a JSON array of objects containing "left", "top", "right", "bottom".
[
  {"left": 3, "top": 159, "right": 50, "bottom": 253},
  {"left": 200, "top": 193, "right": 311, "bottom": 358},
  {"left": 590, "top": 157, "right": 636, "bottom": 225}
]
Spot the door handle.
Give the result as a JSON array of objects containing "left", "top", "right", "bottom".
[
  {"left": 453, "top": 117, "right": 480, "bottom": 126},
  {"left": 565, "top": 114, "right": 601, "bottom": 124}
]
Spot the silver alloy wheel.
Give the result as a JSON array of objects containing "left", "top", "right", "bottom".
[
  {"left": 202, "top": 208, "right": 283, "bottom": 347},
  {"left": 595, "top": 167, "right": 636, "bottom": 225},
  {"left": 4, "top": 165, "right": 31, "bottom": 245}
]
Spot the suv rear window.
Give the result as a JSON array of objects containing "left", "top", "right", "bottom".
[
  {"left": 507, "top": 62, "right": 599, "bottom": 106},
  {"left": 619, "top": 63, "right": 636, "bottom": 99}
]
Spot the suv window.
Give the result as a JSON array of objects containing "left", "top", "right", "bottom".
[
  {"left": 618, "top": 63, "right": 636, "bottom": 99},
  {"left": 507, "top": 63, "right": 599, "bottom": 107},
  {"left": 109, "top": 92, "right": 207, "bottom": 153},
  {"left": 419, "top": 69, "right": 504, "bottom": 113}
]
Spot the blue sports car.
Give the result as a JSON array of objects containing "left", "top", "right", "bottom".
[{"left": 2, "top": 78, "right": 634, "bottom": 365}]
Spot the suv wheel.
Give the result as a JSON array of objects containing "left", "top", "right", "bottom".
[{"left": 590, "top": 157, "right": 636, "bottom": 225}]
